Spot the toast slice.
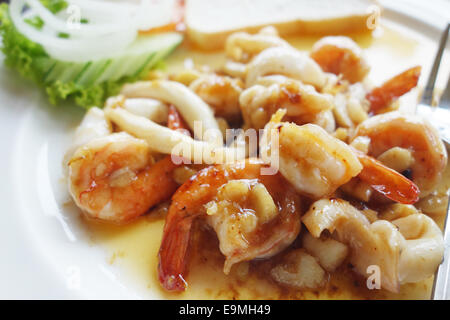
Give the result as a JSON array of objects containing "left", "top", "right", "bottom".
[{"left": 185, "top": 0, "right": 379, "bottom": 50}]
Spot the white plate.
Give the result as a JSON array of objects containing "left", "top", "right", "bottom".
[{"left": 0, "top": 0, "right": 449, "bottom": 299}]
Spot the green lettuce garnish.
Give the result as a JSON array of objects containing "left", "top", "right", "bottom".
[{"left": 0, "top": 2, "right": 181, "bottom": 109}]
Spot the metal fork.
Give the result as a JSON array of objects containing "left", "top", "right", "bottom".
[
  {"left": 421, "top": 23, "right": 450, "bottom": 300},
  {"left": 417, "top": 24, "right": 450, "bottom": 145}
]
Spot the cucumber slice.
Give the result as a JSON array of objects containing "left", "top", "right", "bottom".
[
  {"left": 73, "top": 61, "right": 93, "bottom": 83},
  {"left": 38, "top": 32, "right": 182, "bottom": 90},
  {"left": 34, "top": 57, "right": 55, "bottom": 76},
  {"left": 94, "top": 32, "right": 183, "bottom": 84},
  {"left": 44, "top": 60, "right": 88, "bottom": 83},
  {"left": 44, "top": 60, "right": 66, "bottom": 83},
  {"left": 96, "top": 55, "right": 137, "bottom": 83},
  {"left": 130, "top": 52, "right": 155, "bottom": 78},
  {"left": 76, "top": 59, "right": 112, "bottom": 86}
]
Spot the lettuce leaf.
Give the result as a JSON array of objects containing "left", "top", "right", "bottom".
[
  {"left": 45, "top": 76, "right": 136, "bottom": 109},
  {"left": 0, "top": 3, "right": 48, "bottom": 83},
  {"left": 0, "top": 3, "right": 180, "bottom": 109}
]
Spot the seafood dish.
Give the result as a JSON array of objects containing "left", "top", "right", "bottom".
[
  {"left": 66, "top": 29, "right": 448, "bottom": 297},
  {"left": 1, "top": 0, "right": 449, "bottom": 300}
]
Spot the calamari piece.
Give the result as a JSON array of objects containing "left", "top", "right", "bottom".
[
  {"left": 390, "top": 213, "right": 445, "bottom": 284},
  {"left": 123, "top": 98, "right": 169, "bottom": 123},
  {"left": 105, "top": 107, "right": 245, "bottom": 164},
  {"left": 302, "top": 199, "right": 444, "bottom": 293},
  {"left": 222, "top": 60, "right": 247, "bottom": 79},
  {"left": 246, "top": 47, "right": 327, "bottom": 88},
  {"left": 302, "top": 232, "right": 349, "bottom": 272},
  {"left": 271, "top": 249, "right": 326, "bottom": 290},
  {"left": 105, "top": 95, "right": 169, "bottom": 124},
  {"left": 121, "top": 80, "right": 220, "bottom": 138},
  {"left": 310, "top": 36, "right": 370, "bottom": 83}
]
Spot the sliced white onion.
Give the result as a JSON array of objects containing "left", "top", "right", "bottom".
[
  {"left": 68, "top": 0, "right": 139, "bottom": 16},
  {"left": 25, "top": 0, "right": 135, "bottom": 37},
  {"left": 64, "top": 0, "right": 176, "bottom": 32},
  {"left": 65, "top": 0, "right": 142, "bottom": 28},
  {"left": 68, "top": 0, "right": 177, "bottom": 31},
  {"left": 43, "top": 30, "right": 138, "bottom": 62},
  {"left": 10, "top": 0, "right": 137, "bottom": 61},
  {"left": 10, "top": 0, "right": 178, "bottom": 62}
]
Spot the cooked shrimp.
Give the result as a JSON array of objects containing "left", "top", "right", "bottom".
[
  {"left": 260, "top": 110, "right": 419, "bottom": 203},
  {"left": 366, "top": 66, "right": 421, "bottom": 114},
  {"left": 189, "top": 74, "right": 244, "bottom": 122},
  {"left": 310, "top": 36, "right": 370, "bottom": 83},
  {"left": 68, "top": 106, "right": 190, "bottom": 223},
  {"left": 225, "top": 26, "right": 291, "bottom": 63},
  {"left": 354, "top": 149, "right": 420, "bottom": 204},
  {"left": 222, "top": 60, "right": 247, "bottom": 79},
  {"left": 239, "top": 77, "right": 334, "bottom": 129},
  {"left": 302, "top": 199, "right": 444, "bottom": 292},
  {"left": 246, "top": 47, "right": 327, "bottom": 88},
  {"left": 260, "top": 110, "right": 362, "bottom": 198},
  {"left": 158, "top": 159, "right": 302, "bottom": 291},
  {"left": 167, "top": 105, "right": 190, "bottom": 135},
  {"left": 352, "top": 112, "right": 448, "bottom": 197},
  {"left": 68, "top": 133, "right": 179, "bottom": 223}
]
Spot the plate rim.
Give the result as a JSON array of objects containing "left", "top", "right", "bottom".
[{"left": 0, "top": 0, "right": 449, "bottom": 299}]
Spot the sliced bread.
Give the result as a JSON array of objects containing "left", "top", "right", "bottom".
[{"left": 185, "top": 0, "right": 380, "bottom": 50}]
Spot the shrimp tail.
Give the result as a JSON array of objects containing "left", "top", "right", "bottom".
[
  {"left": 158, "top": 208, "right": 195, "bottom": 291},
  {"left": 366, "top": 66, "right": 421, "bottom": 114},
  {"left": 355, "top": 150, "right": 420, "bottom": 204},
  {"left": 167, "top": 105, "right": 192, "bottom": 165},
  {"left": 168, "top": 105, "right": 191, "bottom": 135},
  {"left": 158, "top": 168, "right": 223, "bottom": 291},
  {"left": 157, "top": 107, "right": 198, "bottom": 291}
]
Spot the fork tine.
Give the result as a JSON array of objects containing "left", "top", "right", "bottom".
[
  {"left": 438, "top": 76, "right": 450, "bottom": 109},
  {"left": 421, "top": 23, "right": 450, "bottom": 106}
]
